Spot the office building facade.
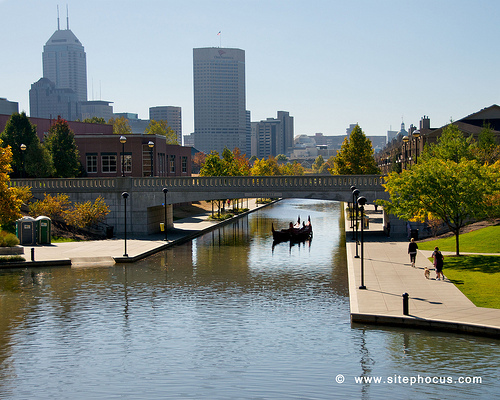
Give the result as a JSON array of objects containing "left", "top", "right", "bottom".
[
  {"left": 193, "top": 47, "right": 247, "bottom": 154},
  {"left": 149, "top": 106, "right": 182, "bottom": 145}
]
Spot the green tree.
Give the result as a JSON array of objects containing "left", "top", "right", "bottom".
[
  {"left": 421, "top": 123, "right": 474, "bottom": 163},
  {"left": 82, "top": 116, "right": 106, "bottom": 124},
  {"left": 144, "top": 119, "right": 178, "bottom": 144},
  {"left": 471, "top": 124, "right": 500, "bottom": 165},
  {"left": 276, "top": 154, "right": 288, "bottom": 162},
  {"left": 279, "top": 161, "right": 305, "bottom": 175},
  {"left": 312, "top": 155, "right": 325, "bottom": 173},
  {"left": 199, "top": 151, "right": 225, "bottom": 176},
  {"left": 108, "top": 116, "right": 132, "bottom": 136},
  {"left": 330, "top": 125, "right": 380, "bottom": 174},
  {"left": 44, "top": 117, "right": 81, "bottom": 178},
  {"left": 380, "top": 158, "right": 499, "bottom": 255},
  {"left": 0, "top": 112, "right": 54, "bottom": 177},
  {"left": 250, "top": 156, "right": 281, "bottom": 176}
]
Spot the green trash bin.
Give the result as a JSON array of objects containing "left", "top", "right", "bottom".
[
  {"left": 36, "top": 216, "right": 52, "bottom": 244},
  {"left": 15, "top": 216, "right": 37, "bottom": 245}
]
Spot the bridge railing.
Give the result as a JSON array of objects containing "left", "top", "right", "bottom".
[{"left": 10, "top": 175, "right": 385, "bottom": 192}]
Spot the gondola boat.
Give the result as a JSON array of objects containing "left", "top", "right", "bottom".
[{"left": 272, "top": 216, "right": 312, "bottom": 243}]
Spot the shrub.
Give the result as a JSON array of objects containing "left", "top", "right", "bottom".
[
  {"left": 29, "top": 193, "right": 70, "bottom": 219},
  {"left": 0, "top": 231, "right": 20, "bottom": 247},
  {"left": 63, "top": 196, "right": 110, "bottom": 229}
]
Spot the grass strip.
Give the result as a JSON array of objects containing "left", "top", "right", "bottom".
[
  {"left": 441, "top": 255, "right": 500, "bottom": 309},
  {"left": 418, "top": 225, "right": 500, "bottom": 253}
]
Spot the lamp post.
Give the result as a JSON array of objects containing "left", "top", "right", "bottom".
[
  {"left": 402, "top": 135, "right": 409, "bottom": 170},
  {"left": 162, "top": 187, "right": 168, "bottom": 241},
  {"left": 353, "top": 188, "right": 360, "bottom": 258},
  {"left": 148, "top": 141, "right": 155, "bottom": 177},
  {"left": 412, "top": 130, "right": 420, "bottom": 164},
  {"left": 357, "top": 196, "right": 367, "bottom": 290},
  {"left": 20, "top": 143, "right": 26, "bottom": 178},
  {"left": 122, "top": 192, "right": 129, "bottom": 257},
  {"left": 350, "top": 186, "right": 357, "bottom": 240},
  {"left": 120, "top": 136, "right": 127, "bottom": 177}
]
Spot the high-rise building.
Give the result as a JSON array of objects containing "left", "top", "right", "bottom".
[
  {"left": 42, "top": 17, "right": 87, "bottom": 103},
  {"left": 251, "top": 111, "right": 294, "bottom": 158},
  {"left": 0, "top": 97, "right": 18, "bottom": 115},
  {"left": 193, "top": 47, "right": 247, "bottom": 154},
  {"left": 149, "top": 106, "right": 182, "bottom": 145},
  {"left": 29, "top": 77, "right": 80, "bottom": 120},
  {"left": 30, "top": 13, "right": 87, "bottom": 120}
]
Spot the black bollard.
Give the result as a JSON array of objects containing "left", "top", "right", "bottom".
[
  {"left": 402, "top": 293, "right": 409, "bottom": 315},
  {"left": 31, "top": 247, "right": 35, "bottom": 262}
]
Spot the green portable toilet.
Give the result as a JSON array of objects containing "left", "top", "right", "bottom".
[
  {"left": 15, "top": 216, "right": 37, "bottom": 245},
  {"left": 36, "top": 216, "right": 52, "bottom": 244}
]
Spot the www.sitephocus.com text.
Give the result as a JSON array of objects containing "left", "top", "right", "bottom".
[{"left": 335, "top": 374, "right": 482, "bottom": 386}]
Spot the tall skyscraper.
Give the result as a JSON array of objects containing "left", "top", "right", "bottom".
[
  {"left": 30, "top": 12, "right": 87, "bottom": 120},
  {"left": 43, "top": 15, "right": 87, "bottom": 103},
  {"left": 193, "top": 47, "right": 247, "bottom": 154}
]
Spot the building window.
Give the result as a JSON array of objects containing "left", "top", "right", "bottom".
[
  {"left": 121, "top": 154, "right": 132, "bottom": 174},
  {"left": 170, "top": 155, "right": 176, "bottom": 173},
  {"left": 86, "top": 154, "right": 98, "bottom": 173},
  {"left": 182, "top": 156, "right": 187, "bottom": 173},
  {"left": 158, "top": 153, "right": 165, "bottom": 176},
  {"left": 102, "top": 153, "right": 117, "bottom": 173}
]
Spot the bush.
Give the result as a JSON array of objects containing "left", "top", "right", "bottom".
[
  {"left": 63, "top": 196, "right": 110, "bottom": 229},
  {"left": 0, "top": 231, "right": 20, "bottom": 247},
  {"left": 29, "top": 193, "right": 70, "bottom": 219}
]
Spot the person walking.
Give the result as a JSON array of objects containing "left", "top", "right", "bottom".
[
  {"left": 408, "top": 237, "right": 418, "bottom": 267},
  {"left": 432, "top": 246, "right": 445, "bottom": 280}
]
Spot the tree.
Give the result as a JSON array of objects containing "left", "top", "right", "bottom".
[
  {"left": 250, "top": 156, "right": 281, "bottom": 176},
  {"left": 44, "top": 117, "right": 81, "bottom": 178},
  {"left": 421, "top": 123, "right": 474, "bottom": 163},
  {"left": 108, "top": 116, "right": 132, "bottom": 136},
  {"left": 0, "top": 139, "right": 32, "bottom": 227},
  {"left": 199, "top": 151, "right": 225, "bottom": 176},
  {"left": 82, "top": 116, "right": 106, "bottom": 124},
  {"left": 471, "top": 124, "right": 500, "bottom": 165},
  {"left": 312, "top": 155, "right": 325, "bottom": 173},
  {"left": 279, "top": 161, "right": 305, "bottom": 175},
  {"left": 330, "top": 125, "right": 380, "bottom": 174},
  {"left": 379, "top": 155, "right": 500, "bottom": 256},
  {"left": 144, "top": 119, "right": 178, "bottom": 144},
  {"left": 0, "top": 112, "right": 54, "bottom": 177}
]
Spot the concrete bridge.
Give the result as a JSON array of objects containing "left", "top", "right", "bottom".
[{"left": 11, "top": 175, "right": 389, "bottom": 235}]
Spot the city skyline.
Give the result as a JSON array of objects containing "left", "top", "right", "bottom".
[{"left": 1, "top": 0, "right": 500, "bottom": 138}]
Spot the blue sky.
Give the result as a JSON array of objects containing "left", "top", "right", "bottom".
[{"left": 1, "top": 0, "right": 500, "bottom": 138}]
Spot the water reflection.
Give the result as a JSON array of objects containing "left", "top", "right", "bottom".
[{"left": 0, "top": 199, "right": 498, "bottom": 399}]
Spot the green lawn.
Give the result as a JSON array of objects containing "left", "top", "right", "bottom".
[
  {"left": 419, "top": 225, "right": 500, "bottom": 309},
  {"left": 442, "top": 255, "right": 500, "bottom": 309},
  {"left": 418, "top": 225, "right": 500, "bottom": 253}
]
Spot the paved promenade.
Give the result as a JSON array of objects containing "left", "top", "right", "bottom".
[
  {"left": 346, "top": 206, "right": 500, "bottom": 338},
  {"left": 2, "top": 199, "right": 266, "bottom": 267}
]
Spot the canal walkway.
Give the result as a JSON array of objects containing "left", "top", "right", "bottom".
[
  {"left": 346, "top": 205, "right": 500, "bottom": 338},
  {"left": 1, "top": 199, "right": 268, "bottom": 268}
]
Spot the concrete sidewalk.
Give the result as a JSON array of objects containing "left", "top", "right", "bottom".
[
  {"left": 346, "top": 206, "right": 500, "bottom": 338},
  {"left": 2, "top": 199, "right": 267, "bottom": 268}
]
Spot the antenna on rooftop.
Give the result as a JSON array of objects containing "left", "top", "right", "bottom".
[
  {"left": 66, "top": 4, "right": 69, "bottom": 30},
  {"left": 57, "top": 5, "right": 60, "bottom": 30}
]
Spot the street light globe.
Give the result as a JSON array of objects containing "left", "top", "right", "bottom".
[
  {"left": 120, "top": 136, "right": 127, "bottom": 144},
  {"left": 148, "top": 141, "right": 154, "bottom": 148},
  {"left": 20, "top": 143, "right": 27, "bottom": 151}
]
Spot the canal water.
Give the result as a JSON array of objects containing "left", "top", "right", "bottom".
[{"left": 0, "top": 199, "right": 498, "bottom": 399}]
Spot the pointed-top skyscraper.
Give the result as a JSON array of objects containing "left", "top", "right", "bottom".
[{"left": 42, "top": 8, "right": 87, "bottom": 102}]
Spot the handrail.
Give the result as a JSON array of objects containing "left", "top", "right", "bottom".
[{"left": 10, "top": 175, "right": 386, "bottom": 192}]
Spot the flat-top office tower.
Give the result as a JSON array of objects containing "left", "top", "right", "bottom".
[{"left": 193, "top": 47, "right": 247, "bottom": 154}]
